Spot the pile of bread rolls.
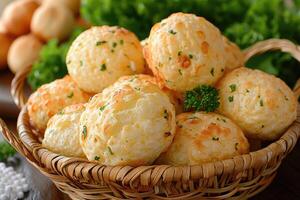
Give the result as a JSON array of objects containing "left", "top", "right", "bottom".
[
  {"left": 0, "top": 0, "right": 81, "bottom": 73},
  {"left": 25, "top": 13, "right": 297, "bottom": 167}
]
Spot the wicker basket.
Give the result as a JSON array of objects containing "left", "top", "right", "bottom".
[{"left": 1, "top": 39, "right": 300, "bottom": 200}]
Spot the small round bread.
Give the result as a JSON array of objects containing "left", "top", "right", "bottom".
[
  {"left": 42, "top": 104, "right": 86, "bottom": 158},
  {"left": 8, "top": 34, "right": 43, "bottom": 74},
  {"left": 79, "top": 75, "right": 176, "bottom": 166},
  {"left": 43, "top": 0, "right": 80, "bottom": 14},
  {"left": 66, "top": 26, "right": 145, "bottom": 93},
  {"left": 157, "top": 112, "right": 249, "bottom": 165},
  {"left": 216, "top": 67, "right": 297, "bottom": 140},
  {"left": 28, "top": 75, "right": 90, "bottom": 134},
  {"left": 1, "top": 0, "right": 39, "bottom": 36},
  {"left": 31, "top": 4, "right": 75, "bottom": 41},
  {"left": 223, "top": 36, "right": 244, "bottom": 72},
  {"left": 144, "top": 12, "right": 225, "bottom": 92},
  {"left": 0, "top": 33, "right": 14, "bottom": 70}
]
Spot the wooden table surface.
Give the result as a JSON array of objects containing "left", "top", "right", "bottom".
[{"left": 0, "top": 69, "right": 299, "bottom": 200}]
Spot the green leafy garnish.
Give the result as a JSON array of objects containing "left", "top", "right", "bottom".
[
  {"left": 169, "top": 29, "right": 177, "bottom": 34},
  {"left": 67, "top": 92, "right": 74, "bottom": 98},
  {"left": 184, "top": 85, "right": 220, "bottom": 112},
  {"left": 229, "top": 84, "right": 237, "bottom": 92},
  {"left": 107, "top": 146, "right": 114, "bottom": 155},
  {"left": 82, "top": 125, "right": 87, "bottom": 138},
  {"left": 228, "top": 96, "right": 234, "bottom": 102},
  {"left": 94, "top": 156, "right": 100, "bottom": 160},
  {"left": 212, "top": 136, "right": 219, "bottom": 141},
  {"left": 96, "top": 40, "right": 107, "bottom": 46},
  {"left": 0, "top": 142, "right": 16, "bottom": 161},
  {"left": 100, "top": 63, "right": 107, "bottom": 71}
]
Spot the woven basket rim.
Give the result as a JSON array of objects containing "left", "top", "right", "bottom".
[{"left": 16, "top": 104, "right": 300, "bottom": 183}]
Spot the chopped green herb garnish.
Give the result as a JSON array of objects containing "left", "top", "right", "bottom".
[
  {"left": 260, "top": 99, "right": 264, "bottom": 106},
  {"left": 221, "top": 68, "right": 225, "bottom": 72},
  {"left": 120, "top": 40, "right": 124, "bottom": 45},
  {"left": 235, "top": 143, "right": 239, "bottom": 150},
  {"left": 177, "top": 51, "right": 182, "bottom": 56},
  {"left": 107, "top": 146, "right": 114, "bottom": 155},
  {"left": 184, "top": 85, "right": 220, "bottom": 112},
  {"left": 94, "top": 156, "right": 100, "bottom": 161},
  {"left": 284, "top": 96, "right": 289, "bottom": 101},
  {"left": 100, "top": 63, "right": 107, "bottom": 71},
  {"left": 164, "top": 132, "right": 171, "bottom": 137},
  {"left": 96, "top": 41, "right": 107, "bottom": 46},
  {"left": 163, "top": 109, "right": 169, "bottom": 120},
  {"left": 168, "top": 57, "right": 172, "bottom": 61},
  {"left": 178, "top": 69, "right": 182, "bottom": 75},
  {"left": 228, "top": 96, "right": 234, "bottom": 102},
  {"left": 169, "top": 29, "right": 177, "bottom": 35},
  {"left": 229, "top": 84, "right": 236, "bottom": 92},
  {"left": 0, "top": 142, "right": 16, "bottom": 161},
  {"left": 210, "top": 68, "right": 214, "bottom": 76},
  {"left": 189, "top": 54, "right": 193, "bottom": 59},
  {"left": 246, "top": 89, "right": 250, "bottom": 93},
  {"left": 57, "top": 110, "right": 64, "bottom": 115},
  {"left": 212, "top": 136, "right": 219, "bottom": 141},
  {"left": 80, "top": 60, "right": 83, "bottom": 66},
  {"left": 99, "top": 105, "right": 106, "bottom": 112},
  {"left": 112, "top": 42, "right": 117, "bottom": 48},
  {"left": 261, "top": 124, "right": 265, "bottom": 128},
  {"left": 134, "top": 87, "right": 140, "bottom": 91},
  {"left": 111, "top": 49, "right": 115, "bottom": 53},
  {"left": 67, "top": 92, "right": 74, "bottom": 98},
  {"left": 82, "top": 125, "right": 87, "bottom": 138}
]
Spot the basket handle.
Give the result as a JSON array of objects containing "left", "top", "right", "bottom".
[
  {"left": 11, "top": 65, "right": 32, "bottom": 109},
  {"left": 243, "top": 38, "right": 300, "bottom": 99},
  {"left": 0, "top": 118, "right": 36, "bottom": 162}
]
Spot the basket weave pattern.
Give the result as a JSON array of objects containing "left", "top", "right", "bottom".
[{"left": 0, "top": 39, "right": 300, "bottom": 199}]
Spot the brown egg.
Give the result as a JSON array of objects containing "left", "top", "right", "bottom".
[
  {"left": 31, "top": 4, "right": 75, "bottom": 41},
  {"left": 43, "top": 0, "right": 81, "bottom": 14},
  {"left": 0, "top": 32, "right": 14, "bottom": 70},
  {"left": 1, "top": 0, "right": 39, "bottom": 36},
  {"left": 8, "top": 34, "right": 43, "bottom": 73}
]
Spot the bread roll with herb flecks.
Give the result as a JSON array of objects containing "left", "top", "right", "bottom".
[
  {"left": 157, "top": 112, "right": 249, "bottom": 165},
  {"left": 67, "top": 26, "right": 145, "bottom": 93},
  {"left": 43, "top": 104, "right": 86, "bottom": 158},
  {"left": 79, "top": 75, "right": 176, "bottom": 166},
  {"left": 28, "top": 76, "right": 90, "bottom": 134},
  {"left": 144, "top": 12, "right": 225, "bottom": 92},
  {"left": 216, "top": 67, "right": 297, "bottom": 140}
]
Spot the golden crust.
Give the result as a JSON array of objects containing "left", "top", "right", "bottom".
[
  {"left": 222, "top": 36, "right": 244, "bottom": 72},
  {"left": 79, "top": 75, "right": 176, "bottom": 166},
  {"left": 27, "top": 76, "right": 91, "bottom": 134},
  {"left": 1, "top": 0, "right": 39, "bottom": 36},
  {"left": 0, "top": 32, "right": 14, "bottom": 69},
  {"left": 31, "top": 5, "right": 75, "bottom": 41},
  {"left": 42, "top": 103, "right": 86, "bottom": 158},
  {"left": 8, "top": 34, "right": 43, "bottom": 73},
  {"left": 43, "top": 0, "right": 81, "bottom": 14},
  {"left": 216, "top": 67, "right": 297, "bottom": 140},
  {"left": 67, "top": 26, "right": 145, "bottom": 93},
  {"left": 145, "top": 12, "right": 225, "bottom": 92},
  {"left": 156, "top": 112, "right": 249, "bottom": 165}
]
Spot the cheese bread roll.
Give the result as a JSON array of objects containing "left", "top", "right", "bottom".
[
  {"left": 31, "top": 4, "right": 75, "bottom": 41},
  {"left": 67, "top": 26, "right": 145, "bottom": 93},
  {"left": 223, "top": 36, "right": 244, "bottom": 72},
  {"left": 0, "top": 32, "right": 14, "bottom": 70},
  {"left": 157, "top": 112, "right": 249, "bottom": 165},
  {"left": 28, "top": 76, "right": 90, "bottom": 134},
  {"left": 80, "top": 75, "right": 176, "bottom": 166},
  {"left": 144, "top": 12, "right": 225, "bottom": 92},
  {"left": 217, "top": 67, "right": 297, "bottom": 140},
  {"left": 42, "top": 104, "right": 86, "bottom": 158}
]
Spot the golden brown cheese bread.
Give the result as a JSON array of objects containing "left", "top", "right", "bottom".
[
  {"left": 27, "top": 76, "right": 90, "bottom": 134},
  {"left": 8, "top": 34, "right": 43, "bottom": 73},
  {"left": 31, "top": 4, "right": 75, "bottom": 41},
  {"left": 42, "top": 0, "right": 81, "bottom": 14},
  {"left": 157, "top": 112, "right": 249, "bottom": 165},
  {"left": 216, "top": 67, "right": 297, "bottom": 140},
  {"left": 79, "top": 75, "right": 176, "bottom": 166},
  {"left": 66, "top": 26, "right": 145, "bottom": 93},
  {"left": 1, "top": 0, "right": 39, "bottom": 36},
  {"left": 0, "top": 32, "right": 14, "bottom": 70},
  {"left": 222, "top": 36, "right": 244, "bottom": 72},
  {"left": 42, "top": 104, "right": 86, "bottom": 158},
  {"left": 144, "top": 12, "right": 225, "bottom": 92}
]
